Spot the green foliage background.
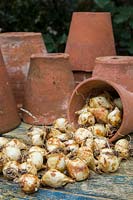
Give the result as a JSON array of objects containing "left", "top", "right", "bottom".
[{"left": 0, "top": 0, "right": 133, "bottom": 54}]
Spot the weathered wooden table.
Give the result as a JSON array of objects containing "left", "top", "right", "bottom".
[{"left": 0, "top": 123, "right": 133, "bottom": 200}]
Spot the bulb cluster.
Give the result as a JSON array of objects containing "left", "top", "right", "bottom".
[{"left": 0, "top": 114, "right": 130, "bottom": 194}]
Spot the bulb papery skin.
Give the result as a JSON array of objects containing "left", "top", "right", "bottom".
[
  {"left": 78, "top": 112, "right": 95, "bottom": 126},
  {"left": 6, "top": 139, "right": 27, "bottom": 150},
  {"left": 94, "top": 137, "right": 108, "bottom": 151},
  {"left": 3, "top": 161, "right": 19, "bottom": 180},
  {"left": 92, "top": 124, "right": 107, "bottom": 137},
  {"left": 27, "top": 127, "right": 46, "bottom": 137},
  {"left": 114, "top": 139, "right": 129, "bottom": 159},
  {"left": 48, "top": 128, "right": 70, "bottom": 141},
  {"left": 75, "top": 105, "right": 89, "bottom": 115},
  {"left": 0, "top": 137, "right": 9, "bottom": 149},
  {"left": 28, "top": 146, "right": 47, "bottom": 156},
  {"left": 66, "top": 158, "right": 89, "bottom": 181},
  {"left": 53, "top": 118, "right": 68, "bottom": 132},
  {"left": 89, "top": 96, "right": 112, "bottom": 109},
  {"left": 100, "top": 148, "right": 114, "bottom": 155},
  {"left": 115, "top": 139, "right": 129, "bottom": 149},
  {"left": 46, "top": 138, "right": 65, "bottom": 153},
  {"left": 27, "top": 151, "right": 44, "bottom": 170},
  {"left": 74, "top": 128, "right": 93, "bottom": 144},
  {"left": 3, "top": 146, "right": 21, "bottom": 161},
  {"left": 41, "top": 169, "right": 74, "bottom": 188},
  {"left": 114, "top": 98, "right": 123, "bottom": 110},
  {"left": 19, "top": 162, "right": 37, "bottom": 175},
  {"left": 98, "top": 151, "right": 120, "bottom": 173},
  {"left": 31, "top": 134, "right": 44, "bottom": 146},
  {"left": 64, "top": 140, "right": 79, "bottom": 153},
  {"left": 77, "top": 147, "right": 95, "bottom": 170},
  {"left": 48, "top": 128, "right": 62, "bottom": 138},
  {"left": 88, "top": 107, "right": 108, "bottom": 124},
  {"left": 19, "top": 174, "right": 40, "bottom": 194},
  {"left": 85, "top": 138, "right": 94, "bottom": 151},
  {"left": 107, "top": 107, "right": 121, "bottom": 127},
  {"left": 47, "top": 153, "right": 66, "bottom": 172}
]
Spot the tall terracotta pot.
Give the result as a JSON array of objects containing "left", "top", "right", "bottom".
[
  {"left": 68, "top": 78, "right": 133, "bottom": 142},
  {"left": 93, "top": 56, "right": 133, "bottom": 92},
  {"left": 0, "top": 49, "right": 20, "bottom": 133},
  {"left": 65, "top": 12, "right": 116, "bottom": 72},
  {"left": 0, "top": 32, "right": 47, "bottom": 108},
  {"left": 22, "top": 53, "right": 74, "bottom": 125}
]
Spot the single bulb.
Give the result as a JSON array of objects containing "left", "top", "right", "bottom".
[
  {"left": 89, "top": 96, "right": 112, "bottom": 109},
  {"left": 66, "top": 158, "right": 89, "bottom": 181},
  {"left": 78, "top": 112, "right": 95, "bottom": 126},
  {"left": 3, "top": 146, "right": 21, "bottom": 161},
  {"left": 47, "top": 153, "right": 66, "bottom": 172},
  {"left": 46, "top": 137, "right": 65, "bottom": 153},
  {"left": 27, "top": 151, "right": 44, "bottom": 170},
  {"left": 19, "top": 174, "right": 40, "bottom": 194},
  {"left": 88, "top": 107, "right": 108, "bottom": 124},
  {"left": 41, "top": 169, "right": 74, "bottom": 188},
  {"left": 74, "top": 128, "right": 93, "bottom": 144},
  {"left": 107, "top": 107, "right": 122, "bottom": 127},
  {"left": 3, "top": 161, "right": 19, "bottom": 180},
  {"left": 53, "top": 118, "right": 68, "bottom": 132},
  {"left": 92, "top": 124, "right": 106, "bottom": 137}
]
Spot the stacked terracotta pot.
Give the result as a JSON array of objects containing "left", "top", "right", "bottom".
[
  {"left": 0, "top": 32, "right": 47, "bottom": 109},
  {"left": 65, "top": 12, "right": 116, "bottom": 86}
]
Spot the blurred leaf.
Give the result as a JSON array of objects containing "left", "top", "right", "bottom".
[
  {"left": 94, "top": 0, "right": 111, "bottom": 8},
  {"left": 129, "top": 20, "right": 133, "bottom": 29},
  {"left": 44, "top": 34, "right": 56, "bottom": 52},
  {"left": 58, "top": 33, "right": 67, "bottom": 44},
  {"left": 120, "top": 30, "right": 131, "bottom": 40}
]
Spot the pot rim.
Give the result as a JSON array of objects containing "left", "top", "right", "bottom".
[
  {"left": 31, "top": 53, "right": 69, "bottom": 59},
  {"left": 73, "top": 12, "right": 110, "bottom": 15},
  {"left": 0, "top": 32, "right": 42, "bottom": 37},
  {"left": 95, "top": 56, "right": 133, "bottom": 64}
]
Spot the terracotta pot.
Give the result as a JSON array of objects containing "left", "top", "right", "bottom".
[
  {"left": 68, "top": 77, "right": 133, "bottom": 142},
  {"left": 0, "top": 49, "right": 20, "bottom": 133},
  {"left": 73, "top": 71, "right": 92, "bottom": 87},
  {"left": 65, "top": 12, "right": 116, "bottom": 72},
  {"left": 22, "top": 53, "right": 74, "bottom": 125},
  {"left": 93, "top": 56, "right": 133, "bottom": 92},
  {"left": 0, "top": 32, "right": 47, "bottom": 108}
]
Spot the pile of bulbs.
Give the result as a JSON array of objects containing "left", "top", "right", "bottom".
[
  {"left": 75, "top": 91, "right": 123, "bottom": 138},
  {"left": 0, "top": 93, "right": 130, "bottom": 194}
]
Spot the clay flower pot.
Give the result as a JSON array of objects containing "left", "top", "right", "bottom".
[
  {"left": 0, "top": 49, "right": 20, "bottom": 133},
  {"left": 0, "top": 32, "right": 47, "bottom": 108},
  {"left": 93, "top": 56, "right": 133, "bottom": 92},
  {"left": 22, "top": 53, "right": 74, "bottom": 125},
  {"left": 68, "top": 77, "right": 133, "bottom": 142},
  {"left": 65, "top": 12, "right": 116, "bottom": 72}
]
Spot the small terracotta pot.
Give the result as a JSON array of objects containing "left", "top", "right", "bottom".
[
  {"left": 68, "top": 78, "right": 133, "bottom": 142},
  {"left": 73, "top": 71, "right": 92, "bottom": 87},
  {"left": 93, "top": 56, "right": 133, "bottom": 92},
  {"left": 22, "top": 53, "right": 74, "bottom": 125},
  {"left": 0, "top": 32, "right": 47, "bottom": 108},
  {"left": 0, "top": 49, "right": 20, "bottom": 133},
  {"left": 65, "top": 12, "right": 116, "bottom": 71}
]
